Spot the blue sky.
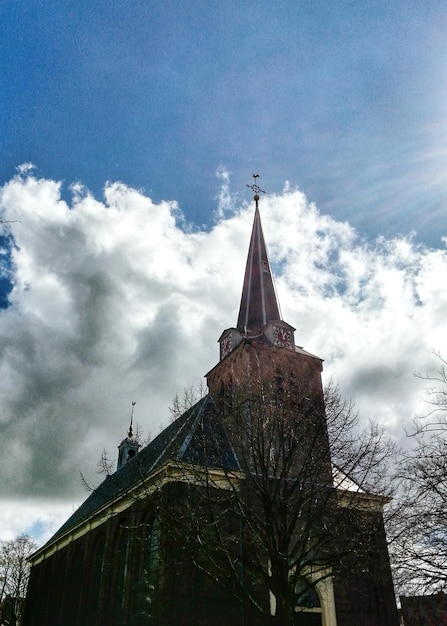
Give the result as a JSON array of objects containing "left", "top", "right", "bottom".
[
  {"left": 2, "top": 1, "right": 447, "bottom": 244},
  {"left": 2, "top": 1, "right": 447, "bottom": 543}
]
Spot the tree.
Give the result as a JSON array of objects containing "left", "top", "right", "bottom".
[
  {"left": 156, "top": 376, "right": 396, "bottom": 626},
  {"left": 0, "top": 535, "right": 37, "bottom": 625},
  {"left": 169, "top": 381, "right": 207, "bottom": 422},
  {"left": 388, "top": 353, "right": 447, "bottom": 595}
]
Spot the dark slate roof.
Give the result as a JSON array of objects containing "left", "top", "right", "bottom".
[
  {"left": 237, "top": 205, "right": 281, "bottom": 335},
  {"left": 45, "top": 394, "right": 240, "bottom": 547}
]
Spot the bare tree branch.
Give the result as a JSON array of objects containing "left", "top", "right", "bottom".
[
  {"left": 388, "top": 352, "right": 447, "bottom": 594},
  {"left": 0, "top": 535, "right": 37, "bottom": 623}
]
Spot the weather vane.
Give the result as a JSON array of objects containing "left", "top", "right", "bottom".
[
  {"left": 128, "top": 401, "right": 136, "bottom": 437},
  {"left": 247, "top": 174, "right": 265, "bottom": 208}
]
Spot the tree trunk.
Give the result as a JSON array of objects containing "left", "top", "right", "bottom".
[{"left": 270, "top": 598, "right": 295, "bottom": 626}]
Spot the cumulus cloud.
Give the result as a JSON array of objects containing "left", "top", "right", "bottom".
[
  {"left": 1, "top": 168, "right": 446, "bottom": 542},
  {"left": 0, "top": 500, "right": 75, "bottom": 544}
]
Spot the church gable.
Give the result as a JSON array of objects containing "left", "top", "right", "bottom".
[{"left": 177, "top": 397, "right": 241, "bottom": 472}]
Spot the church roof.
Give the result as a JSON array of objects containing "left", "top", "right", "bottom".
[
  {"left": 44, "top": 395, "right": 239, "bottom": 549},
  {"left": 236, "top": 204, "right": 281, "bottom": 336}
]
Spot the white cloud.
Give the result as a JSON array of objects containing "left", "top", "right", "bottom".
[
  {"left": 0, "top": 500, "right": 77, "bottom": 544},
  {"left": 1, "top": 169, "right": 447, "bottom": 542}
]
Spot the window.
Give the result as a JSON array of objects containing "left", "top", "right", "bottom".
[
  {"left": 295, "top": 577, "right": 323, "bottom": 626},
  {"left": 145, "top": 518, "right": 160, "bottom": 589}
]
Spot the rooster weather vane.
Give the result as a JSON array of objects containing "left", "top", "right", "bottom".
[{"left": 247, "top": 174, "right": 265, "bottom": 208}]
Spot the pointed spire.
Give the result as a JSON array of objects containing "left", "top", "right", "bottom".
[{"left": 237, "top": 176, "right": 281, "bottom": 336}]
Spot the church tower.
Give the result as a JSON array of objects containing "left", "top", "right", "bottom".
[
  {"left": 206, "top": 176, "right": 332, "bottom": 490},
  {"left": 207, "top": 177, "right": 325, "bottom": 416}
]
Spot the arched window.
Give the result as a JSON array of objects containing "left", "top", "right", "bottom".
[
  {"left": 294, "top": 577, "right": 323, "bottom": 626},
  {"left": 106, "top": 522, "right": 130, "bottom": 624},
  {"left": 86, "top": 533, "right": 105, "bottom": 624},
  {"left": 145, "top": 517, "right": 160, "bottom": 589},
  {"left": 126, "top": 516, "right": 161, "bottom": 624},
  {"left": 64, "top": 546, "right": 84, "bottom": 626},
  {"left": 118, "top": 527, "right": 130, "bottom": 608}
]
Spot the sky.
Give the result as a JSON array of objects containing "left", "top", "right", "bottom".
[{"left": 1, "top": 1, "right": 447, "bottom": 544}]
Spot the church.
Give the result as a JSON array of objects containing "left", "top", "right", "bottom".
[{"left": 23, "top": 183, "right": 399, "bottom": 626}]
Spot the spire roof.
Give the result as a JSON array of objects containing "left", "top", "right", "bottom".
[{"left": 237, "top": 191, "right": 281, "bottom": 336}]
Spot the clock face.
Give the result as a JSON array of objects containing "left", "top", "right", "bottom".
[
  {"left": 220, "top": 333, "right": 233, "bottom": 359},
  {"left": 273, "top": 326, "right": 293, "bottom": 348}
]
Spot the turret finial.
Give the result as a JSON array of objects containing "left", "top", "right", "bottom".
[{"left": 129, "top": 401, "right": 136, "bottom": 437}]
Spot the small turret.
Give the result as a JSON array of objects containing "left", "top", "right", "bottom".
[{"left": 117, "top": 401, "right": 140, "bottom": 470}]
